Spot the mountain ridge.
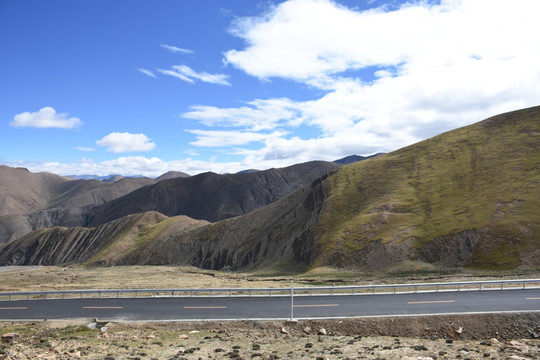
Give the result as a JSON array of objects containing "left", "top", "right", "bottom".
[{"left": 1, "top": 106, "right": 538, "bottom": 272}]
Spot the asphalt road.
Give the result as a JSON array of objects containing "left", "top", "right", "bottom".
[{"left": 1, "top": 289, "right": 539, "bottom": 321}]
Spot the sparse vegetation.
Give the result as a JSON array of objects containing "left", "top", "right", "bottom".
[
  {"left": 313, "top": 106, "right": 540, "bottom": 270},
  {"left": 1, "top": 315, "right": 539, "bottom": 359}
]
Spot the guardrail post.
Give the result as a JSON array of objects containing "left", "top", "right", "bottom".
[
  {"left": 290, "top": 280, "right": 295, "bottom": 322},
  {"left": 479, "top": 284, "right": 482, "bottom": 291}
]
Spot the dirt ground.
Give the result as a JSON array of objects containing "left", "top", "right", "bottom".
[
  {"left": 1, "top": 265, "right": 539, "bottom": 293},
  {"left": 2, "top": 313, "right": 540, "bottom": 359}
]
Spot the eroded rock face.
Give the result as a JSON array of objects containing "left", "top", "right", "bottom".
[
  {"left": 417, "top": 230, "right": 479, "bottom": 267},
  {"left": 121, "top": 174, "right": 331, "bottom": 271},
  {"left": 0, "top": 213, "right": 149, "bottom": 265}
]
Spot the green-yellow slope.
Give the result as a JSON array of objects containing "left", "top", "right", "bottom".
[{"left": 313, "top": 106, "right": 540, "bottom": 270}]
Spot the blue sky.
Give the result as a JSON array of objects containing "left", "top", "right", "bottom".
[{"left": 1, "top": 0, "right": 539, "bottom": 177}]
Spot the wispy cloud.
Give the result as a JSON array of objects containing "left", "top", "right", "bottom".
[
  {"left": 137, "top": 68, "right": 156, "bottom": 78},
  {"left": 187, "top": 129, "right": 288, "bottom": 147},
  {"left": 75, "top": 147, "right": 94, "bottom": 152},
  {"left": 10, "top": 107, "right": 83, "bottom": 129},
  {"left": 158, "top": 65, "right": 231, "bottom": 86},
  {"left": 97, "top": 132, "right": 156, "bottom": 153},
  {"left": 160, "top": 43, "right": 194, "bottom": 54}
]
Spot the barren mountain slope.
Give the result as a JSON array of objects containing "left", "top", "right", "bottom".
[
  {"left": 0, "top": 168, "right": 156, "bottom": 244},
  {"left": 0, "top": 211, "right": 209, "bottom": 266},
  {"left": 87, "top": 160, "right": 341, "bottom": 226},
  {"left": 0, "top": 166, "right": 67, "bottom": 216}
]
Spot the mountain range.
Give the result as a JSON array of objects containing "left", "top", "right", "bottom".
[
  {"left": 0, "top": 106, "right": 538, "bottom": 272},
  {"left": 0, "top": 159, "right": 345, "bottom": 245}
]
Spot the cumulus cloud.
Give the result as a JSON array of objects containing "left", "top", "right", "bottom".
[
  {"left": 137, "top": 68, "right": 156, "bottom": 78},
  {"left": 181, "top": 0, "right": 540, "bottom": 165},
  {"left": 160, "top": 43, "right": 194, "bottom": 54},
  {"left": 10, "top": 107, "right": 83, "bottom": 129},
  {"left": 1, "top": 156, "right": 251, "bottom": 178},
  {"left": 158, "top": 65, "right": 231, "bottom": 86},
  {"left": 97, "top": 132, "right": 156, "bottom": 153}
]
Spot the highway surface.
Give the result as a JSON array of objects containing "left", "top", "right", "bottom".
[{"left": 1, "top": 289, "right": 539, "bottom": 321}]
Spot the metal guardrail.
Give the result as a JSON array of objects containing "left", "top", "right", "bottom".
[{"left": 1, "top": 279, "right": 539, "bottom": 301}]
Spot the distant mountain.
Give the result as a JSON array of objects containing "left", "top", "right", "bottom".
[
  {"left": 3, "top": 106, "right": 538, "bottom": 272},
  {"left": 66, "top": 174, "right": 145, "bottom": 181},
  {"left": 0, "top": 160, "right": 340, "bottom": 244},
  {"left": 236, "top": 169, "right": 260, "bottom": 174},
  {"left": 87, "top": 160, "right": 342, "bottom": 226},
  {"left": 68, "top": 172, "right": 191, "bottom": 182},
  {"left": 156, "top": 171, "right": 191, "bottom": 181},
  {"left": 0, "top": 168, "right": 156, "bottom": 244},
  {"left": 334, "top": 154, "right": 381, "bottom": 165}
]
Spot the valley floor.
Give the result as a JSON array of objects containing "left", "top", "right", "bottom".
[{"left": 1, "top": 265, "right": 539, "bottom": 293}]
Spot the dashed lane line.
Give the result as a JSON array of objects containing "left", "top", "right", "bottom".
[
  {"left": 83, "top": 306, "right": 124, "bottom": 309},
  {"left": 0, "top": 307, "right": 28, "bottom": 310},
  {"left": 183, "top": 306, "right": 227, "bottom": 309},
  {"left": 407, "top": 300, "right": 456, "bottom": 305}
]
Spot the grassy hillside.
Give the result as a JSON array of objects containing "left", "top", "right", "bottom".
[
  {"left": 313, "top": 106, "right": 540, "bottom": 270},
  {"left": 1, "top": 106, "right": 538, "bottom": 273}
]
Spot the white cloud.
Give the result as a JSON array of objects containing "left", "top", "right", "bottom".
[
  {"left": 137, "top": 68, "right": 156, "bottom": 78},
  {"left": 158, "top": 65, "right": 231, "bottom": 86},
  {"left": 187, "top": 129, "right": 288, "bottom": 147},
  {"left": 75, "top": 147, "right": 94, "bottom": 152},
  {"left": 10, "top": 107, "right": 83, "bottom": 129},
  {"left": 181, "top": 0, "right": 540, "bottom": 165},
  {"left": 1, "top": 156, "right": 248, "bottom": 178},
  {"left": 157, "top": 68, "right": 194, "bottom": 83},
  {"left": 160, "top": 43, "right": 194, "bottom": 54},
  {"left": 97, "top": 132, "right": 156, "bottom": 153},
  {"left": 6, "top": 0, "right": 540, "bottom": 177},
  {"left": 183, "top": 98, "right": 299, "bottom": 131}
]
